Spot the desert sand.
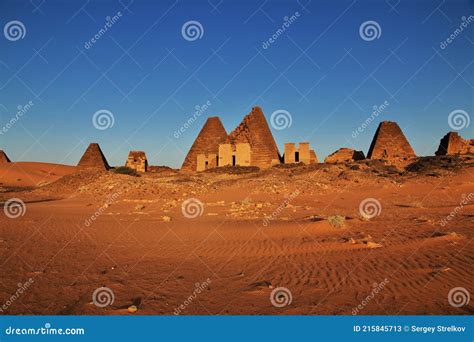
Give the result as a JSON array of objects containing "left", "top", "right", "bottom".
[{"left": 0, "top": 156, "right": 473, "bottom": 315}]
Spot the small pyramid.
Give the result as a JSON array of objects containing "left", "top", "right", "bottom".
[
  {"left": 435, "top": 132, "right": 474, "bottom": 156},
  {"left": 77, "top": 143, "right": 110, "bottom": 170},
  {"left": 367, "top": 121, "right": 415, "bottom": 160},
  {"left": 0, "top": 150, "right": 11, "bottom": 163},
  {"left": 227, "top": 106, "right": 280, "bottom": 169},
  {"left": 325, "top": 148, "right": 365, "bottom": 163},
  {"left": 181, "top": 117, "right": 228, "bottom": 171}
]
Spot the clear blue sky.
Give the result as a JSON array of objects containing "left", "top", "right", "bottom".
[{"left": 0, "top": 0, "right": 472, "bottom": 168}]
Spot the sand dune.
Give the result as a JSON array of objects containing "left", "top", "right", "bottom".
[
  {"left": 0, "top": 156, "right": 472, "bottom": 315},
  {"left": 0, "top": 162, "right": 76, "bottom": 187}
]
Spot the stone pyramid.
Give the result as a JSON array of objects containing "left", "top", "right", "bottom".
[
  {"left": 181, "top": 117, "right": 228, "bottom": 171},
  {"left": 0, "top": 150, "right": 11, "bottom": 163},
  {"left": 435, "top": 132, "right": 474, "bottom": 156},
  {"left": 77, "top": 143, "right": 110, "bottom": 170},
  {"left": 227, "top": 106, "right": 280, "bottom": 169},
  {"left": 367, "top": 121, "right": 415, "bottom": 160}
]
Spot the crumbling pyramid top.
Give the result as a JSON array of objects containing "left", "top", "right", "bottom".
[
  {"left": 0, "top": 150, "right": 11, "bottom": 163},
  {"left": 77, "top": 143, "right": 110, "bottom": 170},
  {"left": 181, "top": 117, "right": 228, "bottom": 171},
  {"left": 367, "top": 121, "right": 416, "bottom": 160},
  {"left": 435, "top": 131, "right": 474, "bottom": 156},
  {"left": 325, "top": 148, "right": 365, "bottom": 163},
  {"left": 227, "top": 106, "right": 280, "bottom": 169}
]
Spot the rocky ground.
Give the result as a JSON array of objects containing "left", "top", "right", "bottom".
[{"left": 0, "top": 155, "right": 473, "bottom": 315}]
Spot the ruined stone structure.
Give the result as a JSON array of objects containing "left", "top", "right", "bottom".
[
  {"left": 181, "top": 117, "right": 228, "bottom": 172},
  {"left": 126, "top": 151, "right": 148, "bottom": 172},
  {"left": 77, "top": 143, "right": 110, "bottom": 170},
  {"left": 435, "top": 132, "right": 474, "bottom": 156},
  {"left": 227, "top": 107, "right": 280, "bottom": 169},
  {"left": 325, "top": 148, "right": 365, "bottom": 163},
  {"left": 196, "top": 143, "right": 251, "bottom": 171},
  {"left": 0, "top": 150, "right": 11, "bottom": 163},
  {"left": 284, "top": 143, "right": 318, "bottom": 164},
  {"left": 367, "top": 121, "right": 416, "bottom": 160},
  {"left": 219, "top": 143, "right": 251, "bottom": 167},
  {"left": 196, "top": 153, "right": 218, "bottom": 172}
]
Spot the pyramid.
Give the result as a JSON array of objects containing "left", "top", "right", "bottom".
[
  {"left": 367, "top": 121, "right": 416, "bottom": 160},
  {"left": 227, "top": 106, "right": 280, "bottom": 169},
  {"left": 0, "top": 150, "right": 11, "bottom": 163},
  {"left": 181, "top": 117, "right": 228, "bottom": 171},
  {"left": 325, "top": 148, "right": 365, "bottom": 163},
  {"left": 435, "top": 132, "right": 474, "bottom": 156},
  {"left": 77, "top": 143, "right": 110, "bottom": 170}
]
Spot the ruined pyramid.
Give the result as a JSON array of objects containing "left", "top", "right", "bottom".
[
  {"left": 435, "top": 132, "right": 474, "bottom": 156},
  {"left": 367, "top": 121, "right": 416, "bottom": 160},
  {"left": 77, "top": 143, "right": 110, "bottom": 170},
  {"left": 227, "top": 106, "right": 280, "bottom": 169},
  {"left": 0, "top": 150, "right": 11, "bottom": 163},
  {"left": 181, "top": 117, "right": 228, "bottom": 172},
  {"left": 325, "top": 148, "right": 365, "bottom": 163}
]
